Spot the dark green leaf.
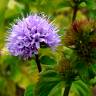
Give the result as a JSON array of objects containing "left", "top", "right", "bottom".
[
  {"left": 40, "top": 55, "right": 57, "bottom": 65},
  {"left": 34, "top": 70, "right": 63, "bottom": 96},
  {"left": 48, "top": 82, "right": 63, "bottom": 96},
  {"left": 24, "top": 85, "right": 34, "bottom": 96},
  {"left": 85, "top": 0, "right": 96, "bottom": 10}
]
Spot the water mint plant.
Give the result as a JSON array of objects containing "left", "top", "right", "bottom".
[
  {"left": 7, "top": 14, "right": 60, "bottom": 72},
  {"left": 0, "top": 0, "right": 96, "bottom": 96}
]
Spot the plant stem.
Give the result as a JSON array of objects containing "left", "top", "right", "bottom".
[
  {"left": 63, "top": 83, "right": 72, "bottom": 96},
  {"left": 72, "top": 4, "right": 78, "bottom": 22},
  {"left": 35, "top": 54, "right": 42, "bottom": 72}
]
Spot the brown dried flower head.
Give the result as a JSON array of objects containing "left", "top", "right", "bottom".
[{"left": 64, "top": 19, "right": 96, "bottom": 61}]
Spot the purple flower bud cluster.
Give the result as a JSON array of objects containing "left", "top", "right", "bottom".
[{"left": 7, "top": 14, "right": 60, "bottom": 59}]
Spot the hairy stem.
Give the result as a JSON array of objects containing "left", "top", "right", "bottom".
[
  {"left": 63, "top": 83, "right": 72, "bottom": 96},
  {"left": 35, "top": 54, "right": 42, "bottom": 72}
]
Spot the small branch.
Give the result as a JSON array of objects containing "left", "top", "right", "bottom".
[
  {"left": 63, "top": 83, "right": 72, "bottom": 96},
  {"left": 35, "top": 54, "right": 42, "bottom": 72},
  {"left": 72, "top": 5, "right": 78, "bottom": 22}
]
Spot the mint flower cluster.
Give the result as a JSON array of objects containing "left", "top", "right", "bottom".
[{"left": 7, "top": 14, "right": 60, "bottom": 59}]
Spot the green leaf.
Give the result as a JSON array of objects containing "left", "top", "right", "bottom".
[
  {"left": 2, "top": 55, "right": 21, "bottom": 65},
  {"left": 34, "top": 70, "right": 63, "bottom": 96},
  {"left": 40, "top": 55, "right": 57, "bottom": 65},
  {"left": 24, "top": 85, "right": 34, "bottom": 96},
  {"left": 87, "top": 10, "right": 96, "bottom": 20},
  {"left": 48, "top": 82, "right": 63, "bottom": 96},
  {"left": 72, "top": 80, "right": 92, "bottom": 96},
  {"left": 84, "top": 0, "right": 96, "bottom": 20},
  {"left": 91, "top": 64, "right": 96, "bottom": 72},
  {"left": 90, "top": 76, "right": 96, "bottom": 85},
  {"left": 85, "top": 0, "right": 96, "bottom": 10}
]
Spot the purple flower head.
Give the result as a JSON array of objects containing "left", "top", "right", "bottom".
[{"left": 7, "top": 14, "right": 60, "bottom": 59}]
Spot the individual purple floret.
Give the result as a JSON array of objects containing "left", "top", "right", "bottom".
[{"left": 7, "top": 14, "right": 60, "bottom": 59}]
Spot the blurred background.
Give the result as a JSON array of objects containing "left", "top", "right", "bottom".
[{"left": 0, "top": 0, "right": 96, "bottom": 96}]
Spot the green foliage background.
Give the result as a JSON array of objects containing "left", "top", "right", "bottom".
[{"left": 0, "top": 0, "right": 96, "bottom": 96}]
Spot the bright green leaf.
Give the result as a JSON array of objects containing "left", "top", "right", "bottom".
[{"left": 72, "top": 80, "right": 92, "bottom": 96}]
